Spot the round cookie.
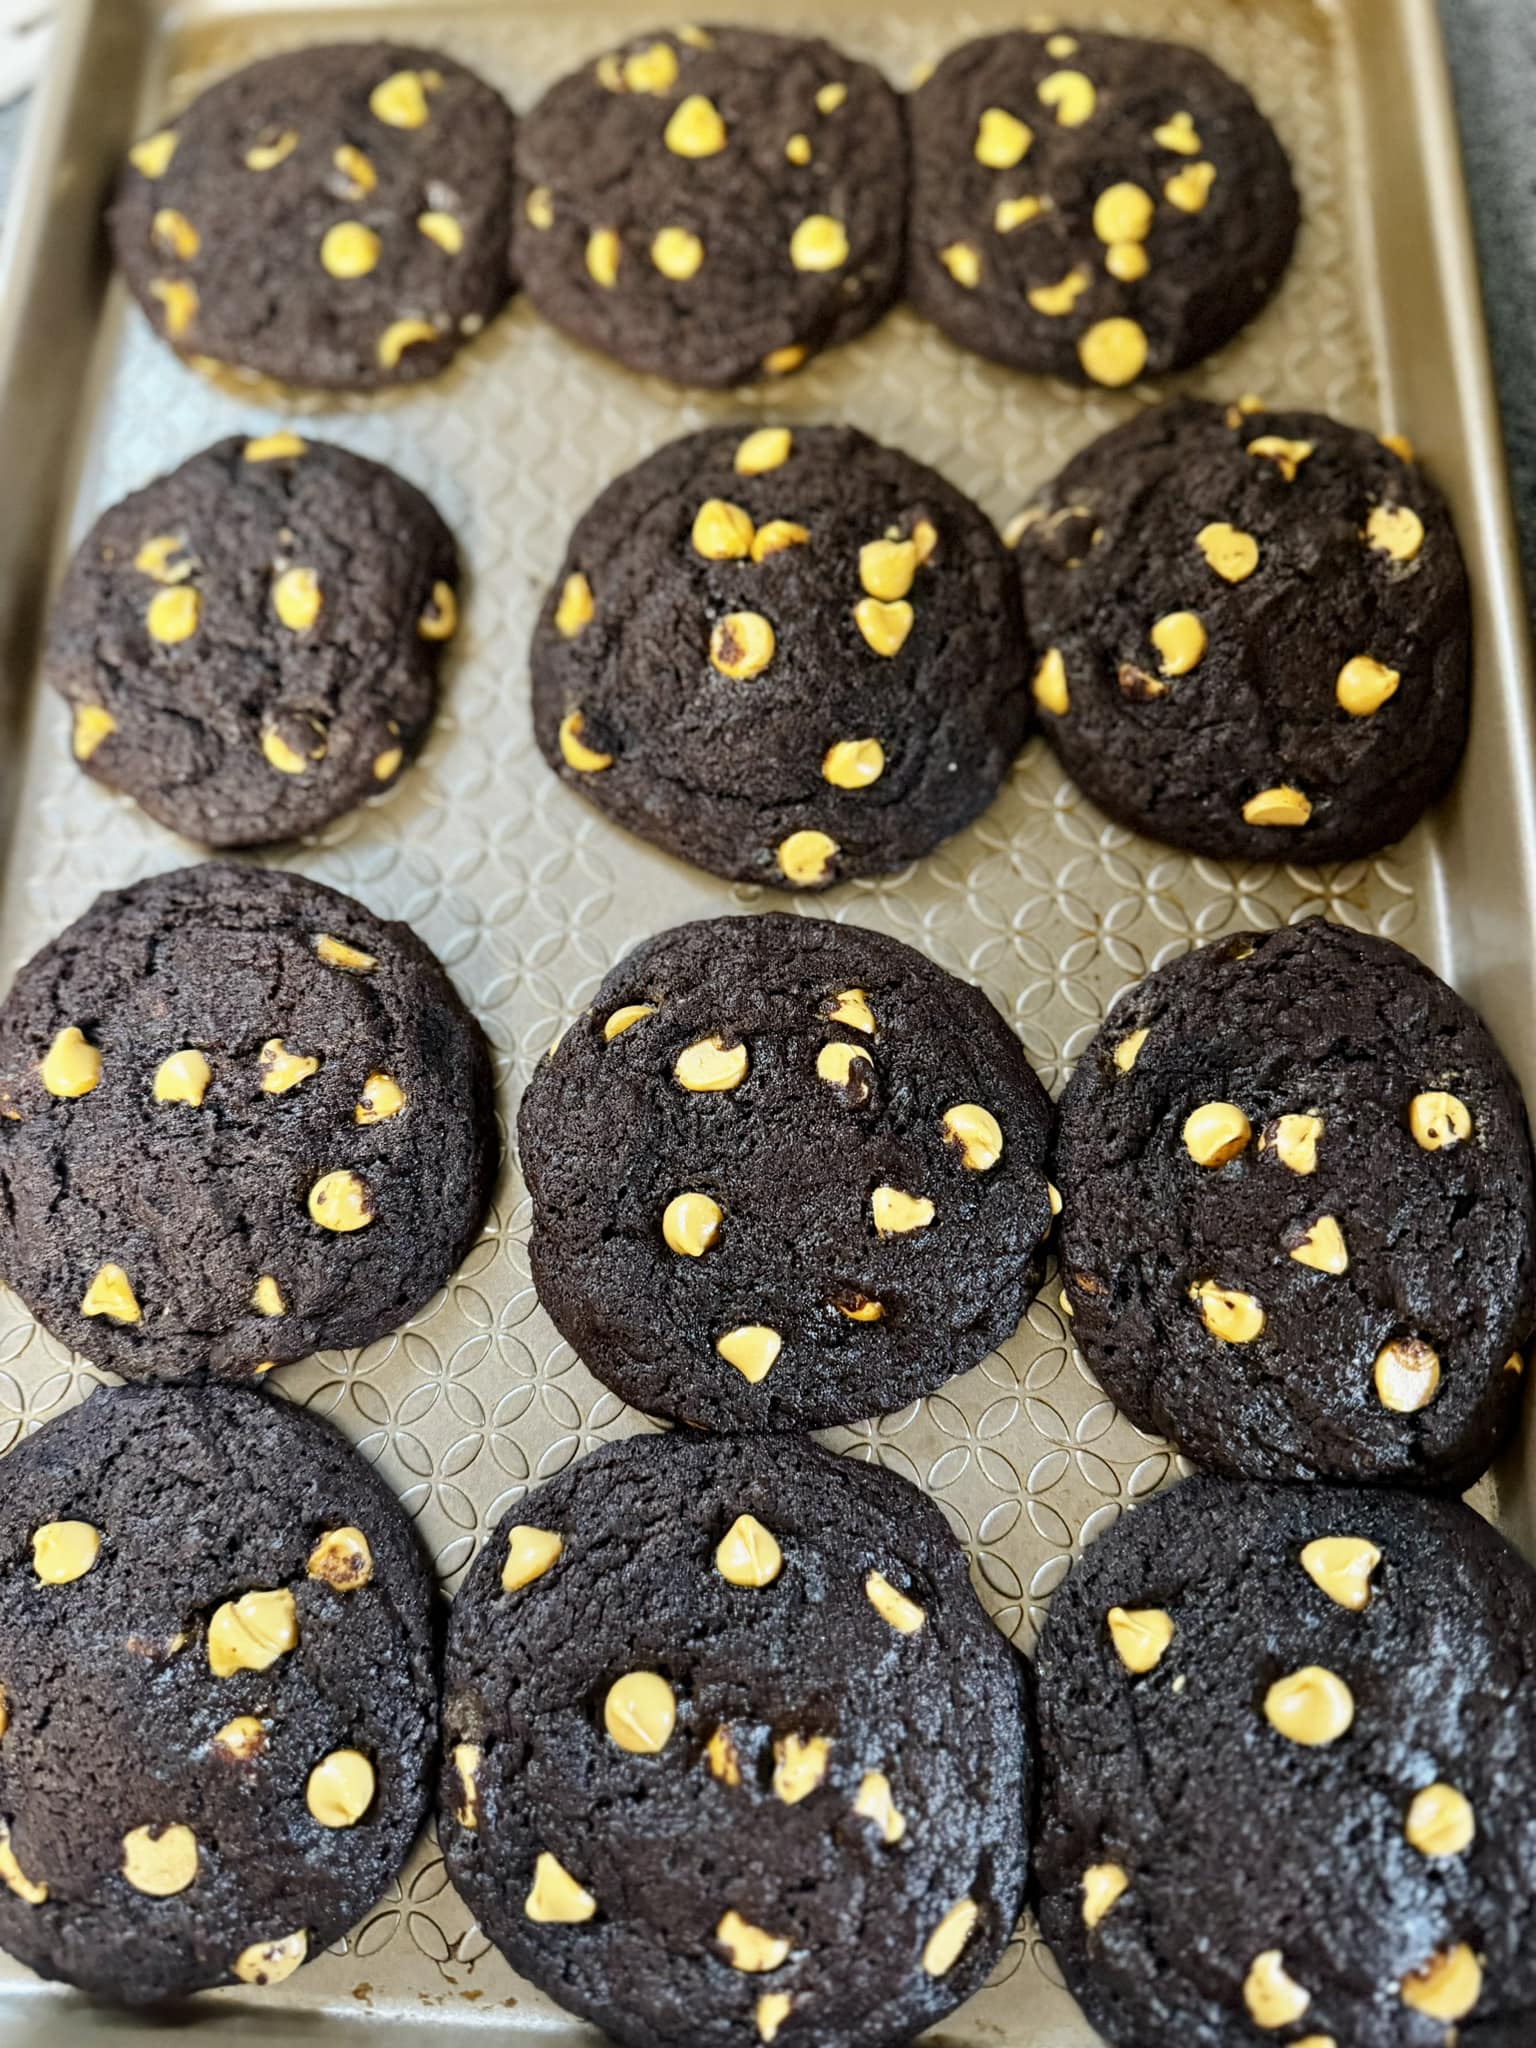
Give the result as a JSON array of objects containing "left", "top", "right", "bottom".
[
  {"left": 907, "top": 29, "right": 1298, "bottom": 386},
  {"left": 0, "top": 862, "right": 498, "bottom": 1381},
  {"left": 0, "top": 1381, "right": 437, "bottom": 2004},
  {"left": 111, "top": 42, "right": 516, "bottom": 390},
  {"left": 1013, "top": 397, "right": 1471, "bottom": 861},
  {"left": 531, "top": 425, "right": 1029, "bottom": 890},
  {"left": 1034, "top": 1476, "right": 1536, "bottom": 2046},
  {"left": 1053, "top": 920, "right": 1535, "bottom": 1489},
  {"left": 440, "top": 1430, "right": 1031, "bottom": 2048},
  {"left": 512, "top": 26, "right": 907, "bottom": 387},
  {"left": 518, "top": 913, "right": 1054, "bottom": 1432},
  {"left": 46, "top": 433, "right": 459, "bottom": 848}
]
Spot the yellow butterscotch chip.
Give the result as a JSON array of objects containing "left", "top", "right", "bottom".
[
  {"left": 922, "top": 1898, "right": 979, "bottom": 1977},
  {"left": 122, "top": 1823, "right": 199, "bottom": 1896},
  {"left": 839, "top": 1294, "right": 884, "bottom": 1322},
  {"left": 1093, "top": 182, "right": 1154, "bottom": 245},
  {"left": 1028, "top": 266, "right": 1090, "bottom": 317},
  {"left": 1113, "top": 1026, "right": 1148, "bottom": 1073},
  {"left": 665, "top": 93, "right": 727, "bottom": 157},
  {"left": 736, "top": 427, "right": 792, "bottom": 476},
  {"left": 1382, "top": 431, "right": 1416, "bottom": 462},
  {"left": 871, "top": 1185, "right": 934, "bottom": 1237},
  {"left": 0, "top": 1689, "right": 9, "bottom": 1741},
  {"left": 1244, "top": 1949, "right": 1311, "bottom": 2028},
  {"left": 0, "top": 1828, "right": 47, "bottom": 1905},
  {"left": 273, "top": 566, "right": 323, "bottom": 632},
  {"left": 319, "top": 221, "right": 380, "bottom": 279},
  {"left": 1105, "top": 241, "right": 1150, "bottom": 282},
  {"left": 133, "top": 533, "right": 192, "bottom": 581},
  {"left": 262, "top": 719, "right": 326, "bottom": 774},
  {"left": 605, "top": 1670, "right": 676, "bottom": 1754},
  {"left": 1079, "top": 317, "right": 1148, "bottom": 388},
  {"left": 33, "top": 1520, "right": 102, "bottom": 1584},
  {"left": 854, "top": 597, "right": 913, "bottom": 658},
  {"left": 764, "top": 343, "right": 809, "bottom": 376},
  {"left": 1038, "top": 69, "right": 1097, "bottom": 127},
  {"left": 1243, "top": 784, "right": 1312, "bottom": 827},
  {"left": 153, "top": 1048, "right": 212, "bottom": 1107},
  {"left": 149, "top": 277, "right": 199, "bottom": 337},
  {"left": 605, "top": 1003, "right": 657, "bottom": 1040},
  {"left": 716, "top": 1513, "right": 782, "bottom": 1587},
  {"left": 356, "top": 1073, "right": 405, "bottom": 1125},
  {"left": 214, "top": 1716, "right": 267, "bottom": 1761},
  {"left": 259, "top": 1038, "right": 319, "bottom": 1095},
  {"left": 1165, "top": 161, "right": 1218, "bottom": 213},
  {"left": 652, "top": 226, "right": 705, "bottom": 280},
  {"left": 152, "top": 208, "right": 200, "bottom": 261},
  {"left": 853, "top": 1770, "right": 906, "bottom": 1842},
  {"left": 1264, "top": 1666, "right": 1355, "bottom": 1746},
  {"left": 245, "top": 130, "right": 299, "bottom": 172},
  {"left": 1288, "top": 1214, "right": 1349, "bottom": 1275},
  {"left": 525, "top": 1850, "right": 596, "bottom": 1924},
  {"left": 1151, "top": 611, "right": 1206, "bottom": 677},
  {"left": 307, "top": 1749, "right": 375, "bottom": 1828},
  {"left": 373, "top": 742, "right": 403, "bottom": 781},
  {"left": 1264, "top": 1111, "right": 1323, "bottom": 1174},
  {"left": 1300, "top": 1534, "right": 1380, "bottom": 1611},
  {"left": 1192, "top": 1280, "right": 1266, "bottom": 1344},
  {"left": 414, "top": 578, "right": 456, "bottom": 643},
  {"left": 1408, "top": 1089, "right": 1472, "bottom": 1149},
  {"left": 822, "top": 738, "right": 885, "bottom": 790},
  {"left": 1198, "top": 522, "right": 1260, "bottom": 582},
  {"left": 975, "top": 106, "right": 1034, "bottom": 168},
  {"left": 816, "top": 1041, "right": 874, "bottom": 1097},
  {"left": 208, "top": 1588, "right": 298, "bottom": 1677},
  {"left": 376, "top": 317, "right": 440, "bottom": 369},
  {"left": 147, "top": 584, "right": 200, "bottom": 644},
  {"left": 717, "top": 1325, "right": 782, "bottom": 1383},
  {"left": 1508, "top": 1350, "right": 1526, "bottom": 1374},
  {"left": 452, "top": 1742, "right": 481, "bottom": 1827},
  {"left": 1107, "top": 1605, "right": 1174, "bottom": 1674},
  {"left": 1336, "top": 655, "right": 1400, "bottom": 717},
  {"left": 73, "top": 703, "right": 118, "bottom": 760},
  {"left": 777, "top": 830, "right": 838, "bottom": 885},
  {"left": 995, "top": 195, "right": 1047, "bottom": 234},
  {"left": 939, "top": 241, "right": 982, "bottom": 289},
  {"left": 244, "top": 432, "right": 307, "bottom": 463},
  {"left": 756, "top": 1991, "right": 793, "bottom": 2042},
  {"left": 371, "top": 69, "right": 431, "bottom": 128},
  {"left": 555, "top": 571, "right": 595, "bottom": 639},
  {"left": 785, "top": 133, "right": 812, "bottom": 166},
  {"left": 1374, "top": 1336, "right": 1441, "bottom": 1412},
  {"left": 1153, "top": 109, "right": 1202, "bottom": 154},
  {"left": 790, "top": 215, "right": 849, "bottom": 273},
  {"left": 663, "top": 1191, "right": 723, "bottom": 1257},
  {"left": 828, "top": 989, "right": 875, "bottom": 1034},
  {"left": 1247, "top": 436, "right": 1315, "bottom": 484},
  {"left": 596, "top": 52, "right": 625, "bottom": 92},
  {"left": 943, "top": 1103, "right": 1003, "bottom": 1172},
  {"left": 526, "top": 184, "right": 554, "bottom": 230},
  {"left": 130, "top": 128, "right": 179, "bottom": 178},
  {"left": 233, "top": 1931, "right": 308, "bottom": 1986},
  {"left": 1401, "top": 1945, "right": 1482, "bottom": 2022},
  {"left": 41, "top": 1024, "right": 102, "bottom": 1098},
  {"left": 308, "top": 1526, "right": 373, "bottom": 1591},
  {"left": 1081, "top": 1862, "right": 1128, "bottom": 1929},
  {"left": 676, "top": 1035, "right": 749, "bottom": 1092},
  {"left": 751, "top": 520, "right": 809, "bottom": 561},
  {"left": 559, "top": 710, "right": 613, "bottom": 774},
  {"left": 1048, "top": 1180, "right": 1063, "bottom": 1217},
  {"left": 80, "top": 1265, "right": 141, "bottom": 1326},
  {"left": 859, "top": 537, "right": 918, "bottom": 601},
  {"left": 773, "top": 1733, "right": 830, "bottom": 1804},
  {"left": 816, "top": 81, "right": 848, "bottom": 113},
  {"left": 328, "top": 143, "right": 376, "bottom": 194},
  {"left": 308, "top": 1170, "right": 374, "bottom": 1233},
  {"left": 624, "top": 41, "right": 679, "bottom": 93},
  {"left": 1406, "top": 1782, "right": 1475, "bottom": 1858},
  {"left": 865, "top": 1569, "right": 925, "bottom": 1634},
  {"left": 1366, "top": 503, "right": 1425, "bottom": 563},
  {"left": 693, "top": 498, "right": 756, "bottom": 560},
  {"left": 707, "top": 1725, "right": 742, "bottom": 1785},
  {"left": 418, "top": 210, "right": 465, "bottom": 256},
  {"left": 1183, "top": 1101, "right": 1251, "bottom": 1166},
  {"left": 711, "top": 611, "right": 776, "bottom": 679},
  {"left": 718, "top": 1910, "right": 790, "bottom": 1974},
  {"left": 502, "top": 1525, "right": 564, "bottom": 1594}
]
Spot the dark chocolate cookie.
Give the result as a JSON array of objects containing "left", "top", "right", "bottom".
[
  {"left": 1054, "top": 920, "right": 1535, "bottom": 1488},
  {"left": 531, "top": 425, "right": 1029, "bottom": 890},
  {"left": 0, "top": 1381, "right": 436, "bottom": 2004},
  {"left": 46, "top": 433, "right": 459, "bottom": 848},
  {"left": 512, "top": 26, "right": 906, "bottom": 387},
  {"left": 907, "top": 29, "right": 1297, "bottom": 385},
  {"left": 1034, "top": 1475, "right": 1536, "bottom": 2047},
  {"left": 0, "top": 862, "right": 498, "bottom": 1382},
  {"left": 112, "top": 42, "right": 516, "bottom": 390},
  {"left": 1013, "top": 397, "right": 1471, "bottom": 861},
  {"left": 518, "top": 913, "right": 1054, "bottom": 1432},
  {"left": 440, "top": 1429, "right": 1031, "bottom": 2048}
]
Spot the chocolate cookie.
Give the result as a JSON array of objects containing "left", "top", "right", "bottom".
[
  {"left": 531, "top": 425, "right": 1028, "bottom": 890},
  {"left": 112, "top": 42, "right": 516, "bottom": 390},
  {"left": 512, "top": 26, "right": 906, "bottom": 386},
  {"left": 907, "top": 30, "right": 1297, "bottom": 386},
  {"left": 1053, "top": 920, "right": 1535, "bottom": 1489},
  {"left": 1034, "top": 1476, "right": 1536, "bottom": 2047},
  {"left": 1014, "top": 397, "right": 1471, "bottom": 861},
  {"left": 518, "top": 913, "right": 1054, "bottom": 1432},
  {"left": 0, "top": 1381, "right": 436, "bottom": 2004},
  {"left": 46, "top": 434, "right": 459, "bottom": 848},
  {"left": 0, "top": 862, "right": 498, "bottom": 1382},
  {"left": 440, "top": 1430, "right": 1031, "bottom": 2048}
]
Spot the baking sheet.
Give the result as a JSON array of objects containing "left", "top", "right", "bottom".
[{"left": 1, "top": 0, "right": 1533, "bottom": 2041}]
